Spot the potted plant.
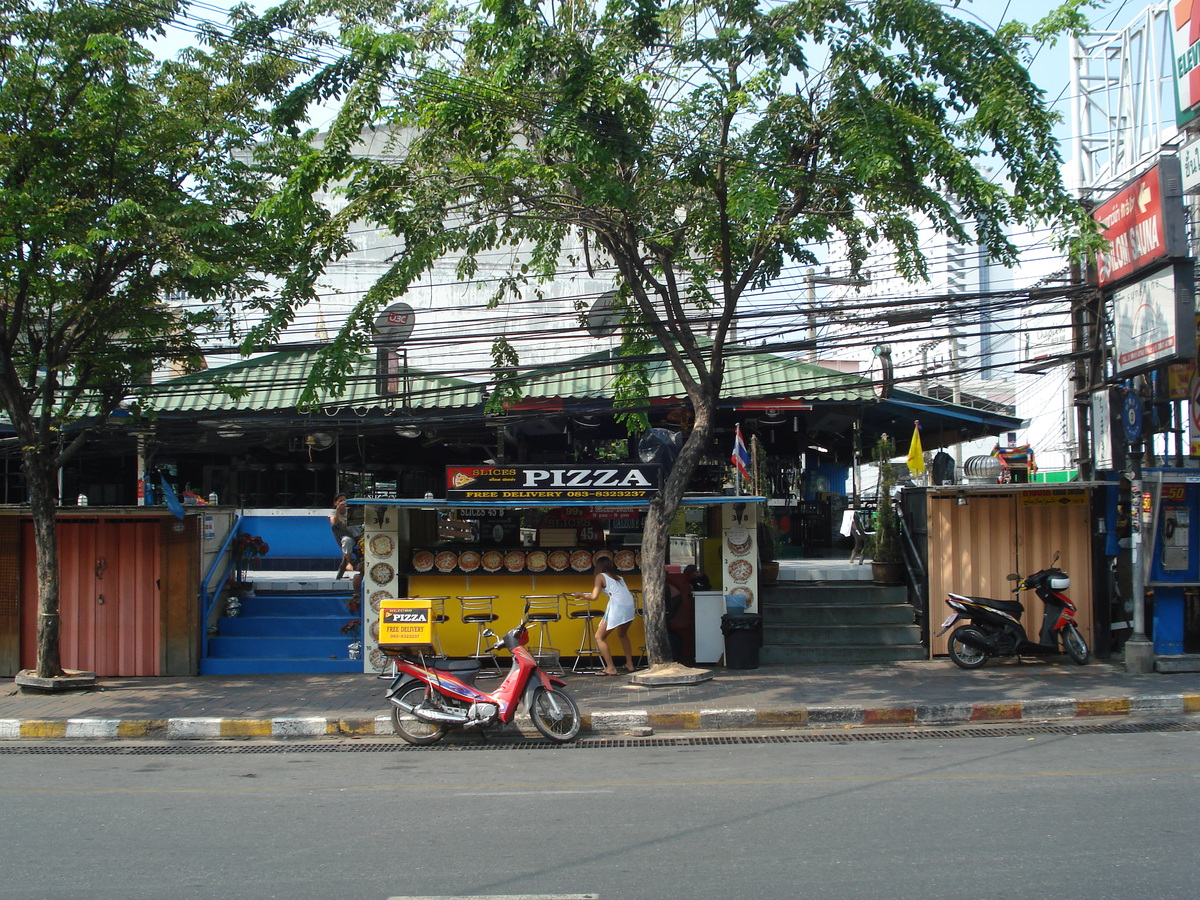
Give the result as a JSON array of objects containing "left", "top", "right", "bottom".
[
  {"left": 232, "top": 533, "right": 269, "bottom": 588},
  {"left": 870, "top": 434, "right": 905, "bottom": 585}
]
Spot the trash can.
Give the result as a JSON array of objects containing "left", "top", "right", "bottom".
[{"left": 721, "top": 613, "right": 763, "bottom": 669}]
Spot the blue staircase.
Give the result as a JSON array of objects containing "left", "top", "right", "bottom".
[{"left": 202, "top": 588, "right": 363, "bottom": 675}]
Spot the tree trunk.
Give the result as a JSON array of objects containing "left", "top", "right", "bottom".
[
  {"left": 23, "top": 450, "right": 64, "bottom": 678},
  {"left": 640, "top": 397, "right": 716, "bottom": 667}
]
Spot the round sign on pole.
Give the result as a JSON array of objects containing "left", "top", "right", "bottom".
[{"left": 372, "top": 302, "right": 416, "bottom": 345}]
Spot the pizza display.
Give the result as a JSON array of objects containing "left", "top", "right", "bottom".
[
  {"left": 526, "top": 550, "right": 548, "bottom": 572},
  {"left": 570, "top": 550, "right": 592, "bottom": 571},
  {"left": 548, "top": 550, "right": 570, "bottom": 571},
  {"left": 482, "top": 550, "right": 504, "bottom": 572},
  {"left": 458, "top": 550, "right": 481, "bottom": 572},
  {"left": 412, "top": 550, "right": 434, "bottom": 573},
  {"left": 615, "top": 549, "right": 637, "bottom": 571},
  {"left": 504, "top": 550, "right": 526, "bottom": 572},
  {"left": 434, "top": 551, "right": 458, "bottom": 572}
]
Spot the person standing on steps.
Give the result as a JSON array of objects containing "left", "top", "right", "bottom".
[
  {"left": 330, "top": 493, "right": 361, "bottom": 584},
  {"left": 577, "top": 556, "right": 637, "bottom": 676}
]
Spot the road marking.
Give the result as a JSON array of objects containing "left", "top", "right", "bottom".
[{"left": 456, "top": 789, "right": 613, "bottom": 797}]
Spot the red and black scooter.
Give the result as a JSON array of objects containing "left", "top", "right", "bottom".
[
  {"left": 939, "top": 552, "right": 1090, "bottom": 669},
  {"left": 383, "top": 618, "right": 581, "bottom": 745}
]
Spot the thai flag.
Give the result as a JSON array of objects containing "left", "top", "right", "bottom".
[{"left": 732, "top": 424, "right": 751, "bottom": 481}]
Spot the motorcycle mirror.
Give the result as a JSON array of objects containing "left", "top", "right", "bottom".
[
  {"left": 1051, "top": 550, "right": 1061, "bottom": 565},
  {"left": 482, "top": 628, "right": 495, "bottom": 638},
  {"left": 1006, "top": 573, "right": 1019, "bottom": 581}
]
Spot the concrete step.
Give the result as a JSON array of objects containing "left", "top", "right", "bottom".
[
  {"left": 763, "top": 582, "right": 908, "bottom": 605},
  {"left": 236, "top": 593, "right": 354, "bottom": 616},
  {"left": 217, "top": 615, "right": 351, "bottom": 637},
  {"left": 763, "top": 623, "right": 922, "bottom": 646},
  {"left": 760, "top": 643, "right": 929, "bottom": 665},
  {"left": 200, "top": 656, "right": 363, "bottom": 675},
  {"left": 207, "top": 635, "right": 355, "bottom": 659},
  {"left": 763, "top": 602, "right": 917, "bottom": 627}
]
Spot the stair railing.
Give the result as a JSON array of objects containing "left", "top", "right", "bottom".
[{"left": 200, "top": 514, "right": 244, "bottom": 658}]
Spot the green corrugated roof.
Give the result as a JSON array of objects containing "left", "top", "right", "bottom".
[
  {"left": 511, "top": 344, "right": 872, "bottom": 404},
  {"left": 137, "top": 347, "right": 482, "bottom": 414}
]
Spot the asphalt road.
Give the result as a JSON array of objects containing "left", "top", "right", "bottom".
[{"left": 0, "top": 727, "right": 1196, "bottom": 900}]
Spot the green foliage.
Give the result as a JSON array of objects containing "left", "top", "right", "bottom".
[
  {"left": 871, "top": 435, "right": 902, "bottom": 565},
  {"left": 258, "top": 0, "right": 1100, "bottom": 662},
  {"left": 0, "top": 0, "right": 308, "bottom": 674},
  {"left": 0, "top": 0, "right": 308, "bottom": 458}
]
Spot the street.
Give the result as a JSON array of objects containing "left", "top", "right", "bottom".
[{"left": 0, "top": 726, "right": 1196, "bottom": 900}]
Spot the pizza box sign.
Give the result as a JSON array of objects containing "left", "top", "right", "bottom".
[{"left": 379, "top": 599, "right": 433, "bottom": 646}]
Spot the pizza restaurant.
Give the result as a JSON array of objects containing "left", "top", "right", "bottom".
[{"left": 349, "top": 464, "right": 765, "bottom": 674}]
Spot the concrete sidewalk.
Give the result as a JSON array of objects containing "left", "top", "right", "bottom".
[{"left": 4, "top": 656, "right": 1200, "bottom": 741}]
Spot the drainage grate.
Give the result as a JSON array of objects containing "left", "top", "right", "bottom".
[{"left": 1, "top": 719, "right": 1197, "bottom": 754}]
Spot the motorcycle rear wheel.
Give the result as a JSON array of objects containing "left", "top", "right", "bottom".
[
  {"left": 948, "top": 625, "right": 989, "bottom": 669},
  {"left": 529, "top": 686, "right": 581, "bottom": 742},
  {"left": 1062, "top": 623, "right": 1090, "bottom": 665},
  {"left": 390, "top": 684, "right": 449, "bottom": 745}
]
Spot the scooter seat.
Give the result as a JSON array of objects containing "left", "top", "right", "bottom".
[{"left": 972, "top": 596, "right": 1024, "bottom": 616}]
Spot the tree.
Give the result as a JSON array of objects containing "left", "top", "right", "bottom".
[
  {"left": 260, "top": 0, "right": 1105, "bottom": 670},
  {"left": 0, "top": 0, "right": 303, "bottom": 677}
]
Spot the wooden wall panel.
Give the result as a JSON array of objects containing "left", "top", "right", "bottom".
[
  {"left": 0, "top": 518, "right": 20, "bottom": 675},
  {"left": 927, "top": 486, "right": 1095, "bottom": 658},
  {"left": 160, "top": 515, "right": 199, "bottom": 675},
  {"left": 928, "top": 493, "right": 1019, "bottom": 657}
]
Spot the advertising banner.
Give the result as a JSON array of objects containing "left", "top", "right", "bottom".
[
  {"left": 1111, "top": 261, "right": 1197, "bottom": 377},
  {"left": 446, "top": 465, "right": 661, "bottom": 502},
  {"left": 1092, "top": 157, "right": 1188, "bottom": 288}
]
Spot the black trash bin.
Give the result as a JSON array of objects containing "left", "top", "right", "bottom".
[{"left": 721, "top": 613, "right": 763, "bottom": 669}]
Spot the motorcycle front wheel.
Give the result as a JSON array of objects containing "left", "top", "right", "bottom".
[
  {"left": 1062, "top": 623, "right": 1090, "bottom": 665},
  {"left": 529, "top": 686, "right": 581, "bottom": 742},
  {"left": 948, "top": 625, "right": 989, "bottom": 669},
  {"left": 390, "top": 684, "right": 448, "bottom": 745}
]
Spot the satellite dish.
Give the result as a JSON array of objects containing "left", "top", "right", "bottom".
[
  {"left": 372, "top": 302, "right": 416, "bottom": 345},
  {"left": 869, "top": 344, "right": 894, "bottom": 399},
  {"left": 585, "top": 291, "right": 622, "bottom": 338}
]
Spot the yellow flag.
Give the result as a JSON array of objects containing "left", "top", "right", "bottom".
[{"left": 906, "top": 421, "right": 925, "bottom": 476}]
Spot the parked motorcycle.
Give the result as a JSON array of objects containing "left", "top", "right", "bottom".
[
  {"left": 383, "top": 618, "right": 581, "bottom": 744},
  {"left": 939, "top": 552, "right": 1089, "bottom": 669}
]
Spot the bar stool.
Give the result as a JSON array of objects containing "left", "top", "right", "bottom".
[
  {"left": 521, "top": 595, "right": 563, "bottom": 673},
  {"left": 423, "top": 596, "right": 451, "bottom": 658},
  {"left": 566, "top": 593, "right": 603, "bottom": 673},
  {"left": 458, "top": 596, "right": 501, "bottom": 674}
]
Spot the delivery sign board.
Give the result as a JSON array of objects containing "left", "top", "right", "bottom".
[
  {"left": 446, "top": 465, "right": 661, "bottom": 502},
  {"left": 1093, "top": 157, "right": 1188, "bottom": 288},
  {"left": 378, "top": 598, "right": 433, "bottom": 647}
]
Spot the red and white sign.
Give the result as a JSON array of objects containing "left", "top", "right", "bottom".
[
  {"left": 1174, "top": 0, "right": 1200, "bottom": 124},
  {"left": 1094, "top": 165, "right": 1169, "bottom": 287}
]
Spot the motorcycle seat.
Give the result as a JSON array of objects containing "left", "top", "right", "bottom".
[
  {"left": 975, "top": 597, "right": 1024, "bottom": 616},
  {"left": 950, "top": 592, "right": 1024, "bottom": 615}
]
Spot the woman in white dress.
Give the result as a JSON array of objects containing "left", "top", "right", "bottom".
[{"left": 578, "top": 556, "right": 637, "bottom": 675}]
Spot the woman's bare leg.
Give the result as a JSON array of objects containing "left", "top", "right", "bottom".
[{"left": 595, "top": 622, "right": 619, "bottom": 674}]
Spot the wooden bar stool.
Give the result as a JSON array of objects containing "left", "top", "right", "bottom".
[
  {"left": 458, "top": 595, "right": 501, "bottom": 673},
  {"left": 521, "top": 595, "right": 563, "bottom": 673},
  {"left": 566, "top": 593, "right": 603, "bottom": 673}
]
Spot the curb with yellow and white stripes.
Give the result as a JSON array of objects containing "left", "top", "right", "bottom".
[{"left": 2, "top": 692, "right": 1199, "bottom": 741}]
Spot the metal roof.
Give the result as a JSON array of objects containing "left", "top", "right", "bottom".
[
  {"left": 510, "top": 344, "right": 873, "bottom": 405},
  {"left": 136, "top": 348, "right": 483, "bottom": 415}
]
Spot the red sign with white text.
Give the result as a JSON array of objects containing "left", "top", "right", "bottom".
[{"left": 1093, "top": 158, "right": 1188, "bottom": 288}]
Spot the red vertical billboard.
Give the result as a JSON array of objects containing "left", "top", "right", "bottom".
[{"left": 1093, "top": 156, "right": 1188, "bottom": 288}]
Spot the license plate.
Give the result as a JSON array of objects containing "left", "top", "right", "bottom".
[{"left": 940, "top": 612, "right": 958, "bottom": 629}]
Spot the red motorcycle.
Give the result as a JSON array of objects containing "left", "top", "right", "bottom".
[{"left": 383, "top": 619, "right": 581, "bottom": 745}]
